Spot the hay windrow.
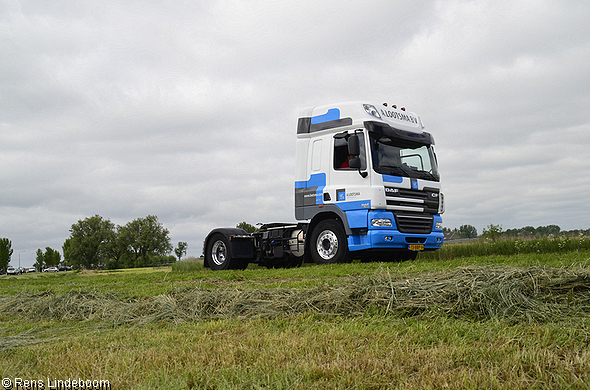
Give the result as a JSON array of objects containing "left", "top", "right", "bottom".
[{"left": 1, "top": 266, "right": 589, "bottom": 325}]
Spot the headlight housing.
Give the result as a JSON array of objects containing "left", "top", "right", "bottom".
[
  {"left": 363, "top": 104, "right": 381, "bottom": 119},
  {"left": 435, "top": 221, "right": 443, "bottom": 230},
  {"left": 371, "top": 218, "right": 392, "bottom": 227}
]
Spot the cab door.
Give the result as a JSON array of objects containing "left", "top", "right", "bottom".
[{"left": 328, "top": 132, "right": 370, "bottom": 215}]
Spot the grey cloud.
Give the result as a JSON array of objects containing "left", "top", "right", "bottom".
[{"left": 1, "top": 0, "right": 589, "bottom": 266}]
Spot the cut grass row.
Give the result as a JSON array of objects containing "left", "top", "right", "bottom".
[
  {"left": 2, "top": 265, "right": 589, "bottom": 325},
  {"left": 2, "top": 249, "right": 590, "bottom": 297}
]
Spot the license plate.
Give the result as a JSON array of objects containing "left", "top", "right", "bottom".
[{"left": 408, "top": 244, "right": 424, "bottom": 251}]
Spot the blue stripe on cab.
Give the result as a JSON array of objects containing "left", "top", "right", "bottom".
[
  {"left": 382, "top": 175, "right": 403, "bottom": 184},
  {"left": 311, "top": 108, "right": 340, "bottom": 124},
  {"left": 295, "top": 173, "right": 326, "bottom": 189}
]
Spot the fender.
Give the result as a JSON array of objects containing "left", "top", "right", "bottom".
[{"left": 296, "top": 204, "right": 355, "bottom": 235}]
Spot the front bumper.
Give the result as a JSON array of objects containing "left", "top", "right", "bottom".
[{"left": 346, "top": 210, "right": 444, "bottom": 252}]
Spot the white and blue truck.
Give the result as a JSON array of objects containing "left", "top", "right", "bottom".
[{"left": 204, "top": 101, "right": 444, "bottom": 270}]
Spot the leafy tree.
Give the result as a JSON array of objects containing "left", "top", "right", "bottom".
[
  {"left": 0, "top": 238, "right": 13, "bottom": 272},
  {"left": 34, "top": 249, "right": 45, "bottom": 270},
  {"left": 537, "top": 225, "right": 561, "bottom": 236},
  {"left": 45, "top": 247, "right": 61, "bottom": 266},
  {"left": 236, "top": 221, "right": 258, "bottom": 233},
  {"left": 61, "top": 238, "right": 75, "bottom": 267},
  {"left": 35, "top": 247, "right": 61, "bottom": 269},
  {"left": 64, "top": 215, "right": 116, "bottom": 268},
  {"left": 481, "top": 223, "right": 503, "bottom": 240},
  {"left": 103, "top": 225, "right": 135, "bottom": 269},
  {"left": 118, "top": 215, "right": 172, "bottom": 267},
  {"left": 458, "top": 224, "right": 478, "bottom": 239},
  {"left": 174, "top": 241, "right": 188, "bottom": 262},
  {"left": 64, "top": 214, "right": 175, "bottom": 269}
]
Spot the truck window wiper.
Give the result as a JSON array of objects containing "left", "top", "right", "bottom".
[
  {"left": 376, "top": 165, "right": 409, "bottom": 176},
  {"left": 419, "top": 171, "right": 438, "bottom": 181},
  {"left": 378, "top": 165, "right": 438, "bottom": 181}
]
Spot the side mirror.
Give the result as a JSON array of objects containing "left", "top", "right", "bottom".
[
  {"left": 348, "top": 134, "right": 360, "bottom": 156},
  {"left": 349, "top": 158, "right": 361, "bottom": 169}
]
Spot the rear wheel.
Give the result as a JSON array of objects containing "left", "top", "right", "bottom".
[
  {"left": 205, "top": 233, "right": 248, "bottom": 270},
  {"left": 310, "top": 220, "right": 350, "bottom": 264}
]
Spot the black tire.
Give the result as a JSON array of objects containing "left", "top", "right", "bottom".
[
  {"left": 309, "top": 219, "right": 350, "bottom": 264},
  {"left": 205, "top": 233, "right": 236, "bottom": 270}
]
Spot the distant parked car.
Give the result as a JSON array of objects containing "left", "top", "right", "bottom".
[
  {"left": 6, "top": 267, "right": 20, "bottom": 275},
  {"left": 26, "top": 267, "right": 37, "bottom": 273},
  {"left": 43, "top": 266, "right": 59, "bottom": 272}
]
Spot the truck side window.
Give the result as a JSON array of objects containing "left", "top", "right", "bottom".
[{"left": 334, "top": 134, "right": 366, "bottom": 170}]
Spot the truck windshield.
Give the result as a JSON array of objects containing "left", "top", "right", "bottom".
[{"left": 369, "top": 133, "right": 440, "bottom": 181}]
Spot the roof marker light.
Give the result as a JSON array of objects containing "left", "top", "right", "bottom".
[
  {"left": 383, "top": 103, "right": 387, "bottom": 106},
  {"left": 401, "top": 107, "right": 406, "bottom": 111},
  {"left": 393, "top": 105, "right": 397, "bottom": 109}
]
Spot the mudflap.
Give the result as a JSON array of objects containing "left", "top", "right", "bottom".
[{"left": 229, "top": 235, "right": 255, "bottom": 259}]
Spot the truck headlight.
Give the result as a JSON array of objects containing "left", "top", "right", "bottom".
[
  {"left": 363, "top": 104, "right": 381, "bottom": 119},
  {"left": 439, "top": 193, "right": 445, "bottom": 214},
  {"left": 372, "top": 219, "right": 392, "bottom": 227},
  {"left": 435, "top": 222, "right": 443, "bottom": 230}
]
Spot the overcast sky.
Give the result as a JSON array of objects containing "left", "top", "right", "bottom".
[{"left": 2, "top": 0, "right": 589, "bottom": 267}]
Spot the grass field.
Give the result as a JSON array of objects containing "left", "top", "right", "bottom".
[{"left": 1, "top": 249, "right": 589, "bottom": 389}]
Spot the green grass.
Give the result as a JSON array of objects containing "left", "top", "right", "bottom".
[
  {"left": 1, "top": 250, "right": 590, "bottom": 389},
  {"left": 1, "top": 316, "right": 588, "bottom": 389}
]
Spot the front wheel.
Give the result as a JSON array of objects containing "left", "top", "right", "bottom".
[{"left": 309, "top": 220, "right": 350, "bottom": 264}]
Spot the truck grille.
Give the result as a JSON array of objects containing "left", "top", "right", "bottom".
[
  {"left": 385, "top": 187, "right": 440, "bottom": 214},
  {"left": 385, "top": 186, "right": 439, "bottom": 234},
  {"left": 394, "top": 213, "right": 434, "bottom": 234}
]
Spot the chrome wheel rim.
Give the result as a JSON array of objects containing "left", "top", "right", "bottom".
[
  {"left": 211, "top": 240, "right": 227, "bottom": 266},
  {"left": 316, "top": 230, "right": 338, "bottom": 260}
]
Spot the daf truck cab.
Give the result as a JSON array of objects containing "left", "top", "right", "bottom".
[{"left": 204, "top": 101, "right": 444, "bottom": 270}]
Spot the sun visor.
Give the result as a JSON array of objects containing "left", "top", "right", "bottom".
[{"left": 364, "top": 121, "right": 433, "bottom": 145}]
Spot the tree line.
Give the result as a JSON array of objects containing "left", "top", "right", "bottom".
[
  {"left": 63, "top": 215, "right": 187, "bottom": 269},
  {"left": 445, "top": 223, "right": 589, "bottom": 240},
  {"left": 1, "top": 215, "right": 188, "bottom": 272}
]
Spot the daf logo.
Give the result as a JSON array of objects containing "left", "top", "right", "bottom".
[{"left": 385, "top": 187, "right": 399, "bottom": 194}]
